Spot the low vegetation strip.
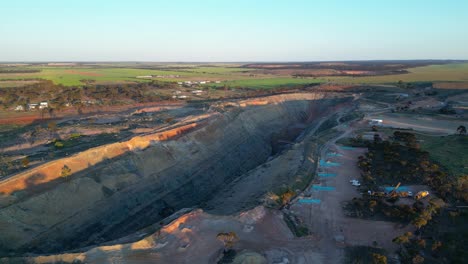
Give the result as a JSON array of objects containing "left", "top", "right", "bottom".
[
  {"left": 357, "top": 131, "right": 465, "bottom": 201},
  {"left": 283, "top": 212, "right": 309, "bottom": 237},
  {"left": 0, "top": 69, "right": 41, "bottom": 74},
  {"left": 347, "top": 130, "right": 467, "bottom": 263}
]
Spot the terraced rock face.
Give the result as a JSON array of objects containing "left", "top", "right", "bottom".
[{"left": 0, "top": 93, "right": 351, "bottom": 255}]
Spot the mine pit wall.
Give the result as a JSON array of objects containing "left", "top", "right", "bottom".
[{"left": 0, "top": 93, "right": 351, "bottom": 255}]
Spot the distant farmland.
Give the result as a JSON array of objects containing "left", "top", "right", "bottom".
[
  {"left": 0, "top": 65, "right": 321, "bottom": 88},
  {"left": 214, "top": 78, "right": 324, "bottom": 89},
  {"left": 0, "top": 62, "right": 467, "bottom": 88},
  {"left": 328, "top": 63, "right": 468, "bottom": 84}
]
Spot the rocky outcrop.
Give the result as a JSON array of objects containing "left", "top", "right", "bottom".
[{"left": 0, "top": 92, "right": 351, "bottom": 255}]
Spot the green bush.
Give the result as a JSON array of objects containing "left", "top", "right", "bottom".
[
  {"left": 70, "top": 133, "right": 81, "bottom": 139},
  {"left": 54, "top": 141, "right": 64, "bottom": 148}
]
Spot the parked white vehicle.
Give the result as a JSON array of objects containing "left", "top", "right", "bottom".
[{"left": 352, "top": 182, "right": 361, "bottom": 186}]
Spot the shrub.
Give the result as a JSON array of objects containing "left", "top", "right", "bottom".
[
  {"left": 372, "top": 253, "right": 387, "bottom": 264},
  {"left": 70, "top": 133, "right": 81, "bottom": 139},
  {"left": 54, "top": 141, "right": 64, "bottom": 148},
  {"left": 60, "top": 165, "right": 72, "bottom": 178}
]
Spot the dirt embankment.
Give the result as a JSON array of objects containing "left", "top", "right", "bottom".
[{"left": 0, "top": 92, "right": 351, "bottom": 256}]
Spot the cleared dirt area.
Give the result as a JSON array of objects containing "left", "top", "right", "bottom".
[
  {"left": 289, "top": 125, "right": 412, "bottom": 263},
  {"left": 433, "top": 82, "right": 468, "bottom": 89},
  {"left": 367, "top": 113, "right": 463, "bottom": 135}
]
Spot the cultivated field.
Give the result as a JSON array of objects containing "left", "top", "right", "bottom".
[
  {"left": 0, "top": 64, "right": 316, "bottom": 88},
  {"left": 330, "top": 63, "right": 468, "bottom": 84},
  {"left": 1, "top": 62, "right": 467, "bottom": 89}
]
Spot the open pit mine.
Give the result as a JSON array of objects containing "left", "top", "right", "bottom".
[{"left": 0, "top": 92, "right": 354, "bottom": 263}]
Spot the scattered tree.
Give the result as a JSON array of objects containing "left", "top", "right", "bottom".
[
  {"left": 397, "top": 80, "right": 405, "bottom": 88},
  {"left": 216, "top": 232, "right": 239, "bottom": 253},
  {"left": 431, "top": 240, "right": 442, "bottom": 251},
  {"left": 373, "top": 133, "right": 382, "bottom": 143},
  {"left": 279, "top": 189, "right": 296, "bottom": 206},
  {"left": 54, "top": 141, "right": 64, "bottom": 149},
  {"left": 412, "top": 255, "right": 424, "bottom": 264},
  {"left": 60, "top": 165, "right": 72, "bottom": 178},
  {"left": 393, "top": 232, "right": 412, "bottom": 246},
  {"left": 369, "top": 200, "right": 377, "bottom": 212},
  {"left": 372, "top": 253, "right": 387, "bottom": 264},
  {"left": 21, "top": 157, "right": 30, "bottom": 168},
  {"left": 416, "top": 239, "right": 426, "bottom": 249},
  {"left": 412, "top": 216, "right": 428, "bottom": 229},
  {"left": 457, "top": 125, "right": 466, "bottom": 136}
]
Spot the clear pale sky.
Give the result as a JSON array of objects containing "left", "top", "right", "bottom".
[{"left": 1, "top": 0, "right": 467, "bottom": 61}]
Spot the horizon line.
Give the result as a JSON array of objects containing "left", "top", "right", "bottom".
[{"left": 1, "top": 59, "right": 468, "bottom": 64}]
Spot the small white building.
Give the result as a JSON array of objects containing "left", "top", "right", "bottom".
[
  {"left": 81, "top": 100, "right": 96, "bottom": 105},
  {"left": 199, "top": 81, "right": 207, "bottom": 85},
  {"left": 39, "top": 101, "right": 48, "bottom": 109},
  {"left": 14, "top": 105, "right": 24, "bottom": 111},
  {"left": 28, "top": 103, "right": 38, "bottom": 110},
  {"left": 192, "top": 90, "right": 203, "bottom": 94},
  {"left": 177, "top": 95, "right": 189, "bottom": 99},
  {"left": 215, "top": 81, "right": 221, "bottom": 84},
  {"left": 369, "top": 119, "right": 383, "bottom": 126}
]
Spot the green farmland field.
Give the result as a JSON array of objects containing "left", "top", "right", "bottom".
[
  {"left": 0, "top": 66, "right": 266, "bottom": 86},
  {"left": 0, "top": 67, "right": 228, "bottom": 86},
  {"left": 418, "top": 134, "right": 468, "bottom": 177},
  {"left": 1, "top": 62, "right": 468, "bottom": 88},
  {"left": 217, "top": 78, "right": 324, "bottom": 89},
  {"left": 0, "top": 65, "right": 321, "bottom": 89}
]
